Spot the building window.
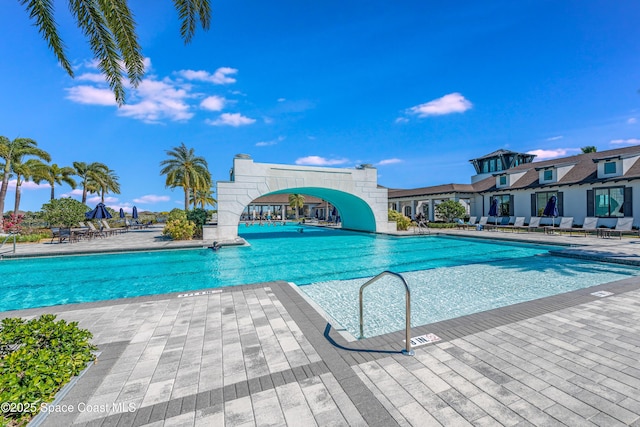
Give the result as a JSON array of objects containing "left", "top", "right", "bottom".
[
  {"left": 494, "top": 195, "right": 511, "bottom": 216},
  {"left": 499, "top": 175, "right": 507, "bottom": 185},
  {"left": 543, "top": 170, "right": 553, "bottom": 181},
  {"left": 604, "top": 162, "right": 617, "bottom": 174},
  {"left": 535, "top": 192, "right": 559, "bottom": 216},
  {"left": 595, "top": 187, "right": 624, "bottom": 217},
  {"left": 404, "top": 206, "right": 412, "bottom": 217}
]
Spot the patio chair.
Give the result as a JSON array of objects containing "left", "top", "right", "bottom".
[
  {"left": 50, "top": 227, "right": 60, "bottom": 243},
  {"left": 606, "top": 217, "right": 635, "bottom": 239},
  {"left": 545, "top": 217, "right": 573, "bottom": 235}
]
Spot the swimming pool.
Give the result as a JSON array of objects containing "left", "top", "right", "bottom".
[{"left": 0, "top": 224, "right": 638, "bottom": 323}]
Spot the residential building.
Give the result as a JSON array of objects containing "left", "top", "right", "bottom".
[{"left": 389, "top": 145, "right": 640, "bottom": 228}]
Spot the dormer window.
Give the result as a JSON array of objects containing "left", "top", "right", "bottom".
[
  {"left": 499, "top": 176, "right": 507, "bottom": 186},
  {"left": 543, "top": 170, "right": 553, "bottom": 181},
  {"left": 604, "top": 162, "right": 617, "bottom": 174}
]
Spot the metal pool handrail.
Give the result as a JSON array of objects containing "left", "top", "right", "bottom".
[
  {"left": 0, "top": 232, "right": 17, "bottom": 256},
  {"left": 359, "top": 270, "right": 414, "bottom": 356}
]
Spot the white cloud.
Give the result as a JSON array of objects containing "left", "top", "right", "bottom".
[
  {"left": 66, "top": 60, "right": 244, "bottom": 125},
  {"left": 627, "top": 118, "right": 637, "bottom": 124},
  {"left": 610, "top": 138, "right": 640, "bottom": 145},
  {"left": 277, "top": 98, "right": 286, "bottom": 102},
  {"left": 4, "top": 180, "right": 50, "bottom": 191},
  {"left": 295, "top": 156, "right": 349, "bottom": 166},
  {"left": 256, "top": 136, "right": 284, "bottom": 147},
  {"left": 133, "top": 194, "right": 171, "bottom": 203},
  {"left": 407, "top": 93, "right": 472, "bottom": 117},
  {"left": 118, "top": 79, "right": 193, "bottom": 123},
  {"left": 395, "top": 117, "right": 409, "bottom": 124},
  {"left": 527, "top": 148, "right": 580, "bottom": 160},
  {"left": 546, "top": 136, "right": 563, "bottom": 141},
  {"left": 200, "top": 95, "right": 226, "bottom": 111},
  {"left": 77, "top": 72, "right": 107, "bottom": 83},
  {"left": 206, "top": 113, "right": 256, "bottom": 127},
  {"left": 177, "top": 67, "right": 238, "bottom": 84},
  {"left": 377, "top": 158, "right": 402, "bottom": 166},
  {"left": 66, "top": 86, "right": 118, "bottom": 106}
]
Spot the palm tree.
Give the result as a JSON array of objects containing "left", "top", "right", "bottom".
[
  {"left": 190, "top": 187, "right": 216, "bottom": 209},
  {"left": 88, "top": 168, "right": 121, "bottom": 203},
  {"left": 35, "top": 164, "right": 77, "bottom": 200},
  {"left": 160, "top": 143, "right": 211, "bottom": 210},
  {"left": 0, "top": 136, "right": 51, "bottom": 218},
  {"left": 288, "top": 194, "right": 305, "bottom": 220},
  {"left": 21, "top": 0, "right": 211, "bottom": 105},
  {"left": 73, "top": 161, "right": 109, "bottom": 204},
  {"left": 11, "top": 158, "right": 49, "bottom": 215}
]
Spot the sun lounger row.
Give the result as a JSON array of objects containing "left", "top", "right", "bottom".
[{"left": 459, "top": 216, "right": 637, "bottom": 238}]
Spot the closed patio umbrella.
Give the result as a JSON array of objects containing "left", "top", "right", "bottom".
[
  {"left": 543, "top": 195, "right": 558, "bottom": 227},
  {"left": 85, "top": 203, "right": 112, "bottom": 220},
  {"left": 132, "top": 206, "right": 138, "bottom": 219},
  {"left": 119, "top": 208, "right": 125, "bottom": 223},
  {"left": 488, "top": 197, "right": 499, "bottom": 227}
]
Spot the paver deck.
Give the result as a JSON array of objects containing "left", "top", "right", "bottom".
[{"left": 2, "top": 226, "right": 640, "bottom": 426}]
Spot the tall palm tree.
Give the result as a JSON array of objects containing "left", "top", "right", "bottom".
[
  {"left": 35, "top": 163, "right": 77, "bottom": 200},
  {"left": 160, "top": 143, "right": 211, "bottom": 210},
  {"left": 190, "top": 187, "right": 216, "bottom": 209},
  {"left": 88, "top": 168, "right": 121, "bottom": 203},
  {"left": 0, "top": 136, "right": 51, "bottom": 217},
  {"left": 20, "top": 0, "right": 211, "bottom": 105},
  {"left": 288, "top": 194, "right": 305, "bottom": 220},
  {"left": 11, "top": 158, "right": 48, "bottom": 214},
  {"left": 73, "top": 161, "right": 109, "bottom": 204}
]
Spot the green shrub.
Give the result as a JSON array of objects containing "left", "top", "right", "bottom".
[
  {"left": 167, "top": 208, "right": 187, "bottom": 222},
  {"left": 162, "top": 219, "right": 196, "bottom": 240},
  {"left": 425, "top": 222, "right": 458, "bottom": 229},
  {"left": 388, "top": 210, "right": 412, "bottom": 231},
  {"left": 15, "top": 233, "right": 49, "bottom": 243},
  {"left": 434, "top": 200, "right": 466, "bottom": 223},
  {"left": 0, "top": 315, "right": 96, "bottom": 426},
  {"left": 40, "top": 198, "right": 89, "bottom": 227}
]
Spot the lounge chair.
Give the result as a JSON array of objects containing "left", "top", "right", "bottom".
[
  {"left": 456, "top": 216, "right": 478, "bottom": 230},
  {"left": 576, "top": 217, "right": 598, "bottom": 236},
  {"left": 476, "top": 216, "right": 488, "bottom": 230},
  {"left": 100, "top": 220, "right": 122, "bottom": 235},
  {"left": 86, "top": 221, "right": 106, "bottom": 238},
  {"left": 526, "top": 216, "right": 542, "bottom": 232},
  {"left": 603, "top": 217, "right": 635, "bottom": 239},
  {"left": 545, "top": 217, "right": 573, "bottom": 234},
  {"left": 498, "top": 216, "right": 525, "bottom": 232}
]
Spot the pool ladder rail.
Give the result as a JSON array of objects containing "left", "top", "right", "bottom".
[
  {"left": 359, "top": 271, "right": 414, "bottom": 356},
  {"left": 0, "top": 232, "right": 17, "bottom": 257}
]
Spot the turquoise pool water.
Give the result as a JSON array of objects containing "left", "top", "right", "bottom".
[{"left": 0, "top": 224, "right": 638, "bottom": 320}]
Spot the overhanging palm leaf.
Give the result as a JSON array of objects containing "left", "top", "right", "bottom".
[{"left": 20, "top": 0, "right": 212, "bottom": 105}]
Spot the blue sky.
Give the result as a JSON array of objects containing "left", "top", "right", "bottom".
[{"left": 1, "top": 0, "right": 640, "bottom": 213}]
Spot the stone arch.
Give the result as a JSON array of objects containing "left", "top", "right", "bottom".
[{"left": 214, "top": 155, "right": 395, "bottom": 241}]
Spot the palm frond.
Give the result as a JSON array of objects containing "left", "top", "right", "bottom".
[
  {"left": 20, "top": 0, "right": 74, "bottom": 76},
  {"left": 70, "top": 0, "right": 126, "bottom": 105},
  {"left": 99, "top": 0, "right": 144, "bottom": 87}
]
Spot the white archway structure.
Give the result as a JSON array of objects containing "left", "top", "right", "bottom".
[{"left": 215, "top": 155, "right": 396, "bottom": 241}]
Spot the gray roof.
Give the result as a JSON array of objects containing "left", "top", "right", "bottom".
[{"left": 389, "top": 145, "right": 640, "bottom": 199}]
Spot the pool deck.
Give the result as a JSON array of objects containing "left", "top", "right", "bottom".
[{"left": 3, "top": 227, "right": 640, "bottom": 426}]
